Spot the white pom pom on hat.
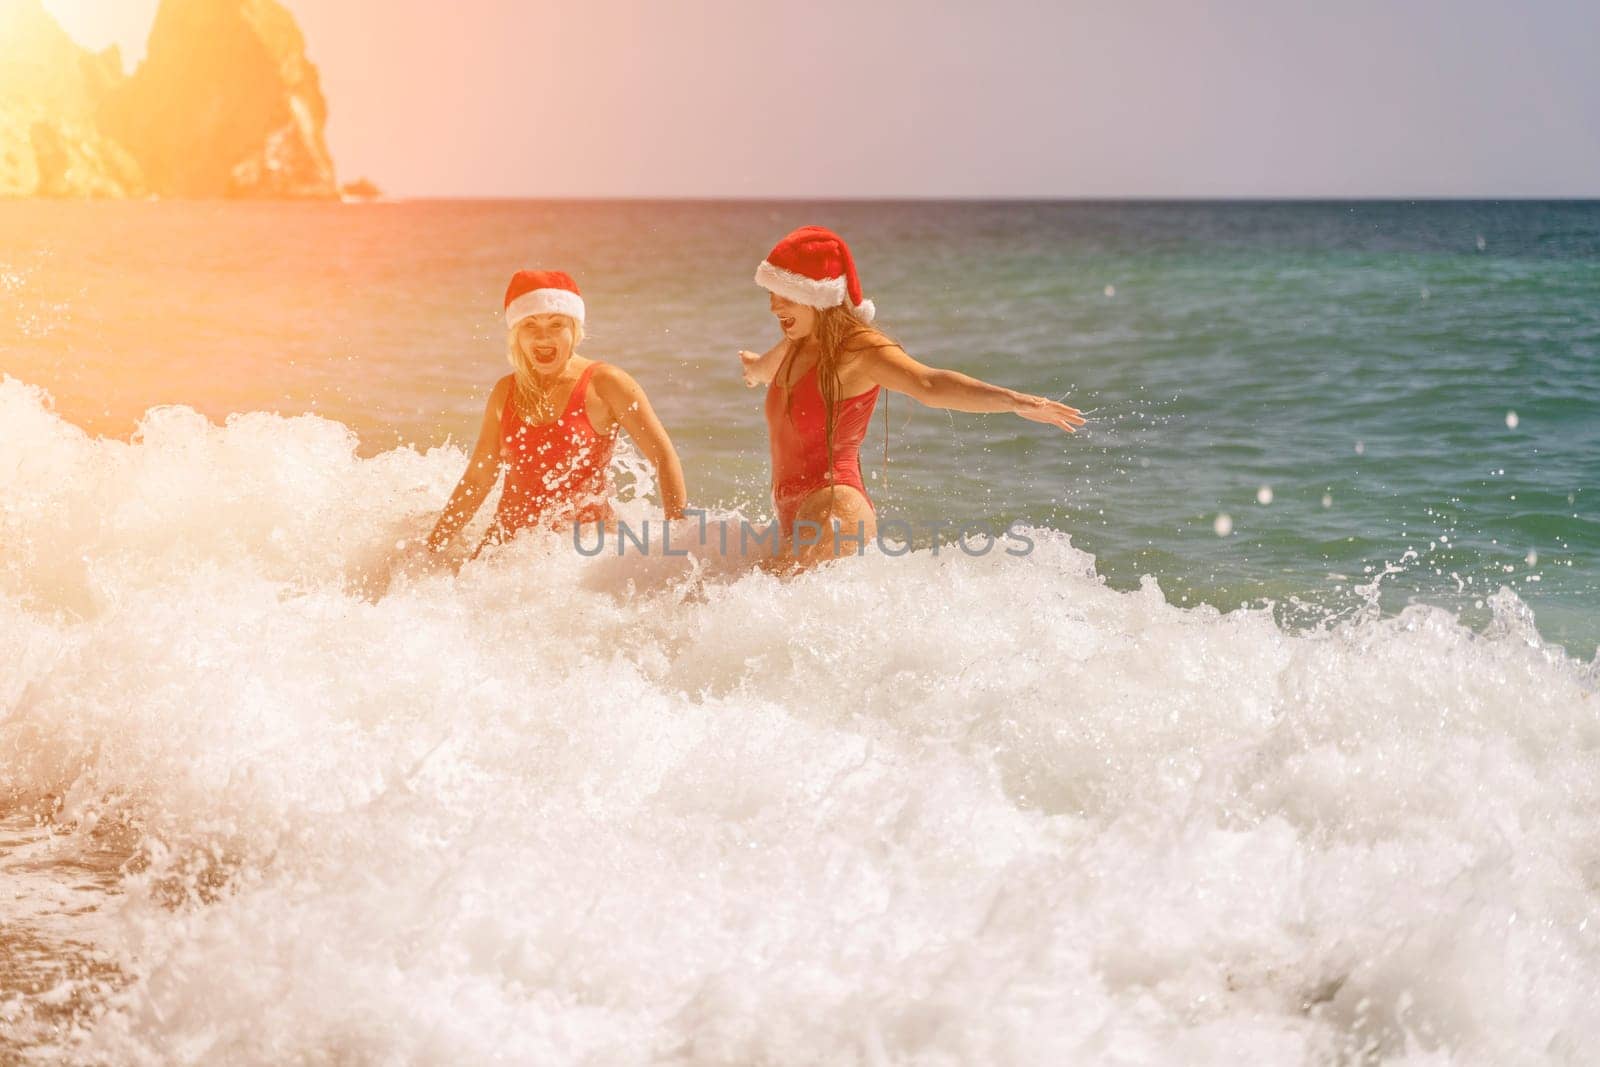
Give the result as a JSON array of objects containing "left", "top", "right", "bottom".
[{"left": 754, "top": 226, "right": 875, "bottom": 323}]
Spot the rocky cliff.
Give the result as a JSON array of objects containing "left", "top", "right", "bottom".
[
  {"left": 0, "top": 0, "right": 339, "bottom": 199},
  {"left": 103, "top": 0, "right": 338, "bottom": 198},
  {"left": 0, "top": 0, "right": 144, "bottom": 197}
]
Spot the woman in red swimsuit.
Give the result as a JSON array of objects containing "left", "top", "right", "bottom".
[
  {"left": 742, "top": 226, "right": 1086, "bottom": 569},
  {"left": 421, "top": 270, "right": 686, "bottom": 560}
]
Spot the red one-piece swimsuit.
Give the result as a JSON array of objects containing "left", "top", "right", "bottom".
[
  {"left": 491, "top": 362, "right": 616, "bottom": 538},
  {"left": 764, "top": 355, "right": 880, "bottom": 534}
]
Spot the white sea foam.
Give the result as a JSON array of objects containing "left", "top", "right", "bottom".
[{"left": 2, "top": 377, "right": 1598, "bottom": 1065}]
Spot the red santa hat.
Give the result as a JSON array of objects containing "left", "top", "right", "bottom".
[
  {"left": 504, "top": 270, "right": 585, "bottom": 328},
  {"left": 754, "top": 226, "right": 875, "bottom": 323}
]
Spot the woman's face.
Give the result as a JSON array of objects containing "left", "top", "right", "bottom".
[
  {"left": 514, "top": 313, "right": 578, "bottom": 375},
  {"left": 769, "top": 293, "right": 818, "bottom": 342}
]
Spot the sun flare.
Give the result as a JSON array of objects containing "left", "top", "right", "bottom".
[{"left": 38, "top": 0, "right": 158, "bottom": 61}]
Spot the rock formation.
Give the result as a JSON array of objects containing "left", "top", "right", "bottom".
[
  {"left": 104, "top": 0, "right": 338, "bottom": 198},
  {"left": 340, "top": 177, "right": 383, "bottom": 201},
  {"left": 0, "top": 0, "right": 341, "bottom": 199},
  {"left": 0, "top": 0, "right": 144, "bottom": 197}
]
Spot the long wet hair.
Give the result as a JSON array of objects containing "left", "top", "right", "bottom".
[{"left": 784, "top": 304, "right": 896, "bottom": 487}]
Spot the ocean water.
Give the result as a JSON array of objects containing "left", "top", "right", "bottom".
[{"left": 2, "top": 200, "right": 1598, "bottom": 1063}]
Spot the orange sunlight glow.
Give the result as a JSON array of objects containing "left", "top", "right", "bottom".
[{"left": 39, "top": 0, "right": 158, "bottom": 63}]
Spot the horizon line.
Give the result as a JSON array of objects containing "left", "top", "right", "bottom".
[
  {"left": 366, "top": 194, "right": 1600, "bottom": 203},
  {"left": 11, "top": 194, "right": 1596, "bottom": 206}
]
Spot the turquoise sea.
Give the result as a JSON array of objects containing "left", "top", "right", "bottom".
[
  {"left": 2, "top": 201, "right": 1598, "bottom": 1063},
  {"left": 5, "top": 199, "right": 1597, "bottom": 650}
]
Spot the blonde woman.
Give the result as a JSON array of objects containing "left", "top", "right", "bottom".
[
  {"left": 422, "top": 270, "right": 686, "bottom": 559},
  {"left": 741, "top": 226, "right": 1085, "bottom": 569}
]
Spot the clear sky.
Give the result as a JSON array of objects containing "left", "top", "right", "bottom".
[{"left": 41, "top": 0, "right": 1600, "bottom": 198}]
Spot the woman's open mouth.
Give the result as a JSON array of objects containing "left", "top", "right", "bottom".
[
  {"left": 534, "top": 346, "right": 558, "bottom": 361},
  {"left": 779, "top": 316, "right": 796, "bottom": 332}
]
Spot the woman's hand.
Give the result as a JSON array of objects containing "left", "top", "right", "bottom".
[
  {"left": 739, "top": 348, "right": 783, "bottom": 388},
  {"left": 1014, "top": 394, "right": 1087, "bottom": 433}
]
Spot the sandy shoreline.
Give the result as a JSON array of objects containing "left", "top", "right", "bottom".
[{"left": 0, "top": 813, "right": 126, "bottom": 1058}]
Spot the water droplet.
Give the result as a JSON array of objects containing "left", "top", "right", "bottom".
[
  {"left": 1476, "top": 234, "right": 1487, "bottom": 251},
  {"left": 1321, "top": 493, "right": 1333, "bottom": 508},
  {"left": 1103, "top": 284, "right": 1116, "bottom": 298},
  {"left": 1354, "top": 440, "right": 1366, "bottom": 455},
  {"left": 1213, "top": 513, "right": 1233, "bottom": 537},
  {"left": 1256, "top": 486, "right": 1274, "bottom": 505},
  {"left": 1525, "top": 549, "right": 1538, "bottom": 567},
  {"left": 1505, "top": 410, "right": 1519, "bottom": 430}
]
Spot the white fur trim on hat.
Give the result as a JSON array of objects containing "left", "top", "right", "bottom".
[
  {"left": 505, "top": 287, "right": 585, "bottom": 328},
  {"left": 754, "top": 260, "right": 848, "bottom": 308},
  {"left": 755, "top": 261, "right": 875, "bottom": 323}
]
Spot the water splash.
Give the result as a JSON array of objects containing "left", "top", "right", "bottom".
[{"left": 2, "top": 379, "right": 1598, "bottom": 1065}]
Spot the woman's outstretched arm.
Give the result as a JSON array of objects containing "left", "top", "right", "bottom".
[
  {"left": 596, "top": 366, "right": 688, "bottom": 520},
  {"left": 857, "top": 342, "right": 1086, "bottom": 433},
  {"left": 738, "top": 339, "right": 789, "bottom": 388},
  {"left": 425, "top": 377, "right": 510, "bottom": 551}
]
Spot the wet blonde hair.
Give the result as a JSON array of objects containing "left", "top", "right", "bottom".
[
  {"left": 781, "top": 304, "right": 895, "bottom": 488},
  {"left": 506, "top": 314, "right": 584, "bottom": 397}
]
